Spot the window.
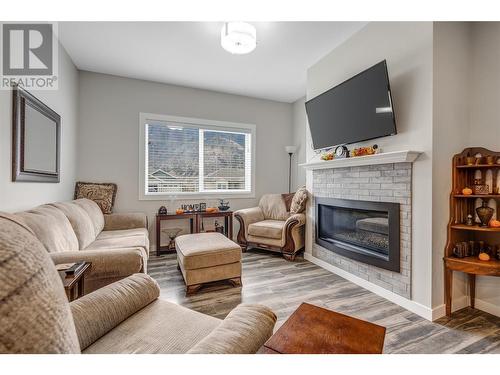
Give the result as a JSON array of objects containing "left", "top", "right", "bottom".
[{"left": 139, "top": 113, "right": 255, "bottom": 199}]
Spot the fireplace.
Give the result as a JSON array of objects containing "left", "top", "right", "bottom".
[{"left": 315, "top": 197, "right": 400, "bottom": 272}]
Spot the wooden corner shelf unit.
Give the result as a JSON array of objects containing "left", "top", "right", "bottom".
[{"left": 444, "top": 147, "right": 500, "bottom": 316}]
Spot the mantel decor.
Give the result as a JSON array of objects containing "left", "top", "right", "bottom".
[
  {"left": 300, "top": 150, "right": 421, "bottom": 170},
  {"left": 443, "top": 147, "right": 500, "bottom": 317},
  {"left": 12, "top": 85, "right": 61, "bottom": 182}
]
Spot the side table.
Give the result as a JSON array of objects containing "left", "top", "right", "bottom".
[
  {"left": 59, "top": 262, "right": 92, "bottom": 302},
  {"left": 156, "top": 213, "right": 198, "bottom": 256},
  {"left": 197, "top": 210, "right": 233, "bottom": 239},
  {"left": 155, "top": 211, "right": 234, "bottom": 256}
]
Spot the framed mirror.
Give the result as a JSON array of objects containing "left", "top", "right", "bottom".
[{"left": 12, "top": 85, "right": 61, "bottom": 182}]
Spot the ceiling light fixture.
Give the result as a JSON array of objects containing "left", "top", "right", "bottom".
[{"left": 220, "top": 22, "right": 257, "bottom": 55}]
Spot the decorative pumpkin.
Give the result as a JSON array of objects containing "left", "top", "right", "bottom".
[
  {"left": 321, "top": 152, "right": 334, "bottom": 161},
  {"left": 175, "top": 209, "right": 184, "bottom": 215},
  {"left": 489, "top": 219, "right": 500, "bottom": 228},
  {"left": 462, "top": 187, "right": 473, "bottom": 195},
  {"left": 479, "top": 252, "right": 490, "bottom": 261}
]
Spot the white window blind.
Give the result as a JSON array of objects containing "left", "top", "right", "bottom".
[{"left": 144, "top": 117, "right": 253, "bottom": 196}]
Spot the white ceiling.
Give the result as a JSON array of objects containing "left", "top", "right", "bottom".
[{"left": 58, "top": 22, "right": 366, "bottom": 103}]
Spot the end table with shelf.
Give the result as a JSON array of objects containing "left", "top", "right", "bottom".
[
  {"left": 156, "top": 211, "right": 233, "bottom": 256},
  {"left": 58, "top": 262, "right": 92, "bottom": 302},
  {"left": 156, "top": 213, "right": 198, "bottom": 256}
]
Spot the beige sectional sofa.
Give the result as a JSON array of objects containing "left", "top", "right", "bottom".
[
  {"left": 8, "top": 198, "right": 149, "bottom": 294},
  {"left": 0, "top": 216, "right": 277, "bottom": 354}
]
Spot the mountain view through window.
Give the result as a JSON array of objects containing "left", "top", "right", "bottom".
[{"left": 146, "top": 121, "right": 252, "bottom": 194}]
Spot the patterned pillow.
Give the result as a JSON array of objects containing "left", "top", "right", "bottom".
[
  {"left": 74, "top": 182, "right": 117, "bottom": 214},
  {"left": 290, "top": 186, "right": 308, "bottom": 214}
]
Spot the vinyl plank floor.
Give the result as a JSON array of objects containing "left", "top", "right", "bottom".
[{"left": 147, "top": 250, "right": 500, "bottom": 354}]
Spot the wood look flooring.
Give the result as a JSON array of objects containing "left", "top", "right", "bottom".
[{"left": 147, "top": 250, "right": 500, "bottom": 354}]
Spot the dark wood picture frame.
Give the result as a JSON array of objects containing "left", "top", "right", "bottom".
[{"left": 12, "top": 85, "right": 61, "bottom": 183}]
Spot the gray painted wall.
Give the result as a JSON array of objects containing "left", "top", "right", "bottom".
[
  {"left": 432, "top": 22, "right": 472, "bottom": 310},
  {"left": 468, "top": 22, "right": 500, "bottom": 314},
  {"left": 291, "top": 97, "right": 307, "bottom": 189},
  {"left": 0, "top": 42, "right": 79, "bottom": 212},
  {"left": 77, "top": 71, "right": 293, "bottom": 245}
]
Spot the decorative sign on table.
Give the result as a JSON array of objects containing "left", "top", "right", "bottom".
[{"left": 180, "top": 202, "right": 207, "bottom": 212}]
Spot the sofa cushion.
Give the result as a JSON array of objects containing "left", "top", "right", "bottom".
[
  {"left": 248, "top": 220, "right": 284, "bottom": 240},
  {"left": 176, "top": 233, "right": 241, "bottom": 270},
  {"left": 74, "top": 181, "right": 117, "bottom": 214},
  {"left": 82, "top": 299, "right": 220, "bottom": 354},
  {"left": 51, "top": 202, "right": 96, "bottom": 250},
  {"left": 259, "top": 193, "right": 290, "bottom": 221},
  {"left": 97, "top": 228, "right": 149, "bottom": 240},
  {"left": 290, "top": 186, "right": 308, "bottom": 214},
  {"left": 73, "top": 198, "right": 105, "bottom": 235},
  {"left": 0, "top": 214, "right": 80, "bottom": 353},
  {"left": 85, "top": 235, "right": 149, "bottom": 253},
  {"left": 15, "top": 205, "right": 79, "bottom": 253},
  {"left": 247, "top": 234, "right": 283, "bottom": 248}
]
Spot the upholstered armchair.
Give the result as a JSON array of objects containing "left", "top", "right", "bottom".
[{"left": 234, "top": 188, "right": 308, "bottom": 261}]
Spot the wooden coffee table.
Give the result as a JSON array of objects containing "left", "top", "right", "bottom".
[
  {"left": 58, "top": 262, "right": 92, "bottom": 302},
  {"left": 263, "top": 303, "right": 386, "bottom": 354}
]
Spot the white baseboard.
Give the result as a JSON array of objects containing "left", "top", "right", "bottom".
[
  {"left": 432, "top": 296, "right": 500, "bottom": 319},
  {"left": 475, "top": 298, "right": 500, "bottom": 317},
  {"left": 431, "top": 296, "right": 469, "bottom": 320},
  {"left": 304, "top": 253, "right": 434, "bottom": 321}
]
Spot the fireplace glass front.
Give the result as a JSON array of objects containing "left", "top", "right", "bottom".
[{"left": 316, "top": 197, "right": 400, "bottom": 272}]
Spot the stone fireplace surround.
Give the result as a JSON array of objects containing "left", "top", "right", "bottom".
[{"left": 303, "top": 152, "right": 419, "bottom": 299}]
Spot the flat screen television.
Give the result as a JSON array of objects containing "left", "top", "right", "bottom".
[{"left": 305, "top": 60, "right": 396, "bottom": 150}]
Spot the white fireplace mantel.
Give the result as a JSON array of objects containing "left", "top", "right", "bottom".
[{"left": 299, "top": 150, "right": 422, "bottom": 170}]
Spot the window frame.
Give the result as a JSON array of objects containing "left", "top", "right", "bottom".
[{"left": 139, "top": 112, "right": 256, "bottom": 200}]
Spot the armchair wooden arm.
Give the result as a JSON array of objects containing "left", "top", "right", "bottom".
[{"left": 282, "top": 213, "right": 306, "bottom": 260}]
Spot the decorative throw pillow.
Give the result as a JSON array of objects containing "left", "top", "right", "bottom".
[
  {"left": 290, "top": 186, "right": 308, "bottom": 214},
  {"left": 74, "top": 182, "right": 117, "bottom": 214},
  {"left": 281, "top": 193, "right": 295, "bottom": 212}
]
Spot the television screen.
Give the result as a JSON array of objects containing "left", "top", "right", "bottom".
[{"left": 305, "top": 60, "right": 396, "bottom": 150}]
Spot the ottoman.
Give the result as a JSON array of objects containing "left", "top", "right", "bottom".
[{"left": 175, "top": 232, "right": 242, "bottom": 295}]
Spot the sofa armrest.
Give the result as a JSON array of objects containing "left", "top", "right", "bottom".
[
  {"left": 233, "top": 207, "right": 265, "bottom": 243},
  {"left": 187, "top": 304, "right": 276, "bottom": 354},
  {"left": 70, "top": 273, "right": 160, "bottom": 350},
  {"left": 50, "top": 247, "right": 147, "bottom": 280},
  {"left": 104, "top": 212, "right": 148, "bottom": 231}
]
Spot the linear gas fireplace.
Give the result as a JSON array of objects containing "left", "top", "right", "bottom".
[{"left": 315, "top": 197, "right": 400, "bottom": 272}]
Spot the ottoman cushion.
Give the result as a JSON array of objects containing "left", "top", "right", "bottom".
[{"left": 176, "top": 233, "right": 241, "bottom": 270}]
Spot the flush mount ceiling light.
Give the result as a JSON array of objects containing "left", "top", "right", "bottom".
[{"left": 220, "top": 22, "right": 257, "bottom": 55}]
